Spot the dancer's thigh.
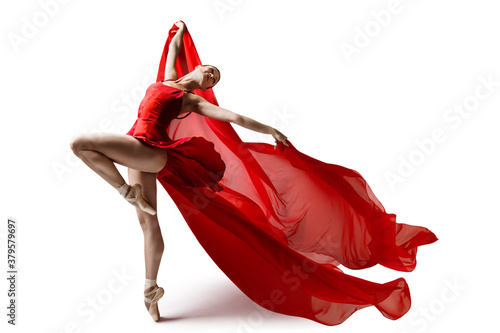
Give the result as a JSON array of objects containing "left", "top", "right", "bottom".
[{"left": 72, "top": 133, "right": 168, "bottom": 173}]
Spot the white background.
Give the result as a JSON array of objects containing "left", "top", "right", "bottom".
[{"left": 1, "top": 0, "right": 499, "bottom": 332}]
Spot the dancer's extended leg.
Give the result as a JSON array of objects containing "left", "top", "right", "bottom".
[{"left": 128, "top": 168, "right": 165, "bottom": 321}]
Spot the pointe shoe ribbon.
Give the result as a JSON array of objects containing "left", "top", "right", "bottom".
[
  {"left": 144, "top": 285, "right": 164, "bottom": 322},
  {"left": 125, "top": 183, "right": 157, "bottom": 216}
]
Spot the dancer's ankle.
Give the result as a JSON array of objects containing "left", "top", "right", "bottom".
[
  {"left": 144, "top": 278, "right": 157, "bottom": 292},
  {"left": 116, "top": 182, "right": 131, "bottom": 198}
]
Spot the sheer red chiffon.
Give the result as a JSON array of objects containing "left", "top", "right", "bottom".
[{"left": 140, "top": 23, "right": 438, "bottom": 325}]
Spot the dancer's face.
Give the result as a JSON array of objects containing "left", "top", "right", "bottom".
[{"left": 195, "top": 65, "right": 220, "bottom": 90}]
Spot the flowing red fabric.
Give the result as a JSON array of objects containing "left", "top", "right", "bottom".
[{"left": 133, "top": 23, "right": 438, "bottom": 326}]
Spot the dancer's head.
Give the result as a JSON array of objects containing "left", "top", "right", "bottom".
[{"left": 194, "top": 64, "right": 221, "bottom": 90}]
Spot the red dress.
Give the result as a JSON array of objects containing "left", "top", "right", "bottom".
[
  {"left": 125, "top": 81, "right": 225, "bottom": 192},
  {"left": 126, "top": 23, "right": 438, "bottom": 326}
]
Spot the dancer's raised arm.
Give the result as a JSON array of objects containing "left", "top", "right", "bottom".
[
  {"left": 164, "top": 21, "right": 186, "bottom": 80},
  {"left": 185, "top": 93, "right": 289, "bottom": 147}
]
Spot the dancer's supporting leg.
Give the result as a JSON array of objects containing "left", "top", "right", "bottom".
[{"left": 128, "top": 168, "right": 165, "bottom": 321}]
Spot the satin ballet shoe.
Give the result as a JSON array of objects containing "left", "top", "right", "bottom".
[
  {"left": 125, "top": 183, "right": 157, "bottom": 216},
  {"left": 144, "top": 285, "right": 164, "bottom": 322}
]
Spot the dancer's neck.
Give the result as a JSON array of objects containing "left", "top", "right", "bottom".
[{"left": 175, "top": 72, "right": 201, "bottom": 91}]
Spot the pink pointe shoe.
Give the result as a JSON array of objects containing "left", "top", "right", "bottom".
[
  {"left": 144, "top": 285, "right": 164, "bottom": 322},
  {"left": 122, "top": 183, "right": 157, "bottom": 215}
]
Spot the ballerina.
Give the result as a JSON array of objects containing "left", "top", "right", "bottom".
[
  {"left": 70, "top": 21, "right": 288, "bottom": 321},
  {"left": 71, "top": 20, "right": 438, "bottom": 326}
]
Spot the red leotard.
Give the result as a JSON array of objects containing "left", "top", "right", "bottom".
[{"left": 125, "top": 80, "right": 225, "bottom": 191}]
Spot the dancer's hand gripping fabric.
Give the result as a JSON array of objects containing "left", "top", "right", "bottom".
[
  {"left": 174, "top": 20, "right": 186, "bottom": 32},
  {"left": 271, "top": 127, "right": 289, "bottom": 150}
]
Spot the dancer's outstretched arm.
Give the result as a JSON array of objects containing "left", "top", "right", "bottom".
[
  {"left": 186, "top": 93, "right": 289, "bottom": 147},
  {"left": 164, "top": 21, "right": 186, "bottom": 80}
]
